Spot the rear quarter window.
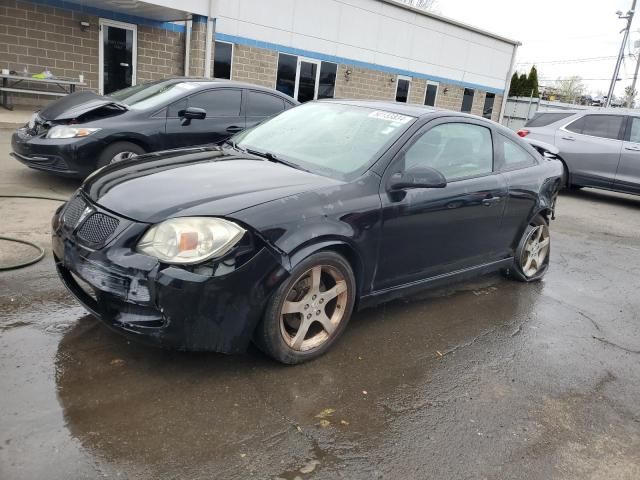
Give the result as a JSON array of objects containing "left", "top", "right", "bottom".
[{"left": 525, "top": 112, "right": 574, "bottom": 127}]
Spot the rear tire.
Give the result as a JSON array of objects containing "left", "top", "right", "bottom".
[
  {"left": 97, "top": 141, "right": 146, "bottom": 168},
  {"left": 506, "top": 215, "right": 550, "bottom": 283},
  {"left": 254, "top": 251, "right": 356, "bottom": 364}
]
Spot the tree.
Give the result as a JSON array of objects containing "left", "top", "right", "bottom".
[
  {"left": 528, "top": 65, "right": 540, "bottom": 98},
  {"left": 518, "top": 73, "right": 529, "bottom": 96},
  {"left": 555, "top": 76, "right": 586, "bottom": 104},
  {"left": 508, "top": 72, "right": 520, "bottom": 97}
]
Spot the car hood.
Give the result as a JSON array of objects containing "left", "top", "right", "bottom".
[
  {"left": 38, "top": 91, "right": 127, "bottom": 121},
  {"left": 82, "top": 146, "right": 342, "bottom": 224}
]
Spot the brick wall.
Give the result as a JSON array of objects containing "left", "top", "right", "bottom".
[
  {"left": 0, "top": 0, "right": 99, "bottom": 107},
  {"left": 0, "top": 0, "right": 184, "bottom": 108},
  {"left": 188, "top": 19, "right": 206, "bottom": 77},
  {"left": 137, "top": 25, "right": 184, "bottom": 84},
  {"left": 436, "top": 84, "right": 463, "bottom": 111},
  {"left": 491, "top": 94, "right": 503, "bottom": 122},
  {"left": 231, "top": 44, "right": 277, "bottom": 88},
  {"left": 334, "top": 64, "right": 396, "bottom": 100}
]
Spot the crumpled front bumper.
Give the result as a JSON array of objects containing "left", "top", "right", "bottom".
[{"left": 52, "top": 199, "right": 289, "bottom": 353}]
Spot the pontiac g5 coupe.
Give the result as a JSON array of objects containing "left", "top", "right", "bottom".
[{"left": 52, "top": 101, "right": 563, "bottom": 364}]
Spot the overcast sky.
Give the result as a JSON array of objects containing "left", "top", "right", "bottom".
[{"left": 436, "top": 0, "right": 638, "bottom": 97}]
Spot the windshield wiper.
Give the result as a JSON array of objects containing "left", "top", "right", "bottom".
[
  {"left": 223, "top": 139, "right": 247, "bottom": 153},
  {"left": 245, "top": 148, "right": 309, "bottom": 172}
]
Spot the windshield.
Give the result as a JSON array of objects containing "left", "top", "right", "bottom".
[
  {"left": 108, "top": 81, "right": 200, "bottom": 110},
  {"left": 233, "top": 102, "right": 416, "bottom": 180}
]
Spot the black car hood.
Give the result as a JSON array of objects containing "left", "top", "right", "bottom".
[
  {"left": 38, "top": 91, "right": 127, "bottom": 121},
  {"left": 82, "top": 147, "right": 342, "bottom": 224}
]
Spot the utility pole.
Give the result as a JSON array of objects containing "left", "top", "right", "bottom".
[
  {"left": 606, "top": 1, "right": 636, "bottom": 108},
  {"left": 627, "top": 39, "right": 640, "bottom": 107}
]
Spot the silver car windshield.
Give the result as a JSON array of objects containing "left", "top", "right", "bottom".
[{"left": 234, "top": 102, "right": 416, "bottom": 180}]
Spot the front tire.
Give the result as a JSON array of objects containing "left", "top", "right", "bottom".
[
  {"left": 97, "top": 141, "right": 146, "bottom": 168},
  {"left": 508, "top": 215, "right": 550, "bottom": 282},
  {"left": 254, "top": 251, "right": 356, "bottom": 364}
]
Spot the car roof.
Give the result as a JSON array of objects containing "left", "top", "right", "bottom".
[{"left": 140, "top": 77, "right": 298, "bottom": 99}]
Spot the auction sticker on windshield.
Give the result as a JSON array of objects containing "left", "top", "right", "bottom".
[{"left": 368, "top": 111, "right": 413, "bottom": 124}]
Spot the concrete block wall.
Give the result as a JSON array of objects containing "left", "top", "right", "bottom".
[
  {"left": 0, "top": 0, "right": 98, "bottom": 107},
  {"left": 334, "top": 64, "right": 396, "bottom": 100},
  {"left": 231, "top": 44, "right": 277, "bottom": 88},
  {"left": 433, "top": 84, "right": 463, "bottom": 111},
  {"left": 137, "top": 25, "right": 184, "bottom": 84}
]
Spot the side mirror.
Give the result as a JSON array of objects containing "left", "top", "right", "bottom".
[
  {"left": 388, "top": 166, "right": 447, "bottom": 191},
  {"left": 179, "top": 107, "right": 206, "bottom": 126}
]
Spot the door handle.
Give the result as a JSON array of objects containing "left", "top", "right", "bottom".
[
  {"left": 226, "top": 126, "right": 243, "bottom": 133},
  {"left": 561, "top": 136, "right": 575, "bottom": 141},
  {"left": 482, "top": 196, "right": 502, "bottom": 206},
  {"left": 625, "top": 145, "right": 640, "bottom": 151},
  {"left": 119, "top": 63, "right": 129, "bottom": 67}
]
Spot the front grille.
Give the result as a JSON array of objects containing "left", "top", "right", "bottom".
[
  {"left": 77, "top": 212, "right": 120, "bottom": 245},
  {"left": 63, "top": 195, "right": 86, "bottom": 227}
]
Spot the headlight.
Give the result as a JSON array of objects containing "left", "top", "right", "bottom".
[
  {"left": 46, "top": 126, "right": 101, "bottom": 139},
  {"left": 137, "top": 217, "right": 246, "bottom": 265}
]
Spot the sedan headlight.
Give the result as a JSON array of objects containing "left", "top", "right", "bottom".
[
  {"left": 137, "top": 217, "right": 246, "bottom": 265},
  {"left": 46, "top": 125, "right": 101, "bottom": 139}
]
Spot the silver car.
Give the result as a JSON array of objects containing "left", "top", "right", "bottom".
[{"left": 518, "top": 110, "right": 640, "bottom": 195}]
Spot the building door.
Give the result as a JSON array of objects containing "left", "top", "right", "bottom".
[
  {"left": 99, "top": 19, "right": 137, "bottom": 95},
  {"left": 294, "top": 58, "right": 320, "bottom": 103}
]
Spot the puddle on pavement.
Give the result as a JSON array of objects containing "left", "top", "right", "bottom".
[{"left": 48, "top": 274, "right": 541, "bottom": 478}]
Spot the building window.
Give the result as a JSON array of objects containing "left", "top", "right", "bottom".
[
  {"left": 276, "top": 53, "right": 297, "bottom": 98},
  {"left": 482, "top": 93, "right": 495, "bottom": 119},
  {"left": 396, "top": 75, "right": 411, "bottom": 103},
  {"left": 424, "top": 81, "right": 438, "bottom": 107},
  {"left": 318, "top": 61, "right": 337, "bottom": 99},
  {"left": 214, "top": 41, "right": 233, "bottom": 79},
  {"left": 461, "top": 88, "right": 474, "bottom": 113}
]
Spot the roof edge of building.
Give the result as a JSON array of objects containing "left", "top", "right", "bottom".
[{"left": 379, "top": 0, "right": 522, "bottom": 46}]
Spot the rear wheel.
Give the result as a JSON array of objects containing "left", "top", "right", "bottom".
[
  {"left": 97, "top": 141, "right": 146, "bottom": 168},
  {"left": 507, "top": 215, "right": 550, "bottom": 282},
  {"left": 254, "top": 251, "right": 356, "bottom": 364}
]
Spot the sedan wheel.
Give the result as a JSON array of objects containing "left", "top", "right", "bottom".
[
  {"left": 110, "top": 151, "right": 137, "bottom": 164},
  {"left": 255, "top": 251, "right": 356, "bottom": 364}
]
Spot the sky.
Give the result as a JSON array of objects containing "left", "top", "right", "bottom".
[{"left": 436, "top": 0, "right": 638, "bottom": 97}]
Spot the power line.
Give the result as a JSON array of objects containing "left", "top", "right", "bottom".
[{"left": 516, "top": 55, "right": 627, "bottom": 66}]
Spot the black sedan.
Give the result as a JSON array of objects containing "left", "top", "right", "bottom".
[
  {"left": 52, "top": 100, "right": 563, "bottom": 364},
  {"left": 11, "top": 78, "right": 297, "bottom": 178}
]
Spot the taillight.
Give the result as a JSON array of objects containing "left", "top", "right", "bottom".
[{"left": 517, "top": 129, "right": 530, "bottom": 137}]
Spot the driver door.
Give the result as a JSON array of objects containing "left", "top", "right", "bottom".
[
  {"left": 164, "top": 88, "right": 244, "bottom": 148},
  {"left": 374, "top": 118, "right": 508, "bottom": 290}
]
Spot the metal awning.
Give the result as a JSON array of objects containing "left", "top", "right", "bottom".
[{"left": 58, "top": 0, "right": 194, "bottom": 22}]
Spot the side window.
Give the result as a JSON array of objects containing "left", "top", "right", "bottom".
[
  {"left": 566, "top": 114, "right": 624, "bottom": 140},
  {"left": 499, "top": 134, "right": 536, "bottom": 169},
  {"left": 187, "top": 89, "right": 241, "bottom": 117},
  {"left": 629, "top": 117, "right": 640, "bottom": 143},
  {"left": 404, "top": 122, "right": 493, "bottom": 180},
  {"left": 167, "top": 98, "right": 187, "bottom": 117},
  {"left": 246, "top": 91, "right": 285, "bottom": 117},
  {"left": 461, "top": 88, "right": 475, "bottom": 113}
]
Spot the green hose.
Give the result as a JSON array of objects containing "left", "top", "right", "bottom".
[{"left": 0, "top": 194, "right": 66, "bottom": 270}]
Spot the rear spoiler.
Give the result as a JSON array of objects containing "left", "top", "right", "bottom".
[{"left": 524, "top": 138, "right": 560, "bottom": 158}]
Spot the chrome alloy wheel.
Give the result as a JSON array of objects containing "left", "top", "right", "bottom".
[
  {"left": 521, "top": 224, "right": 550, "bottom": 277},
  {"left": 110, "top": 151, "right": 136, "bottom": 164},
  {"left": 279, "top": 265, "right": 349, "bottom": 351}
]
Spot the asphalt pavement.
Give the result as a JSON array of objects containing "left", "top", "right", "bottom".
[{"left": 1, "top": 128, "right": 639, "bottom": 480}]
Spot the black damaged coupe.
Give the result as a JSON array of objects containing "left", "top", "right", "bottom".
[{"left": 52, "top": 100, "right": 563, "bottom": 364}]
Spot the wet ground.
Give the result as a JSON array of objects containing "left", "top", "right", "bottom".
[{"left": 1, "top": 128, "right": 639, "bottom": 479}]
